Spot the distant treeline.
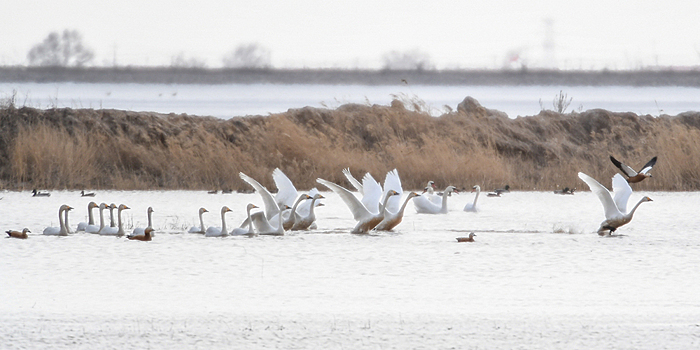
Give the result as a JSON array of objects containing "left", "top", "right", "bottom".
[
  {"left": 2, "top": 66, "right": 700, "bottom": 86},
  {"left": 1, "top": 96, "right": 699, "bottom": 192}
]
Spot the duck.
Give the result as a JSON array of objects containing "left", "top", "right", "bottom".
[
  {"left": 188, "top": 207, "right": 209, "bottom": 233},
  {"left": 86, "top": 203, "right": 109, "bottom": 233},
  {"left": 99, "top": 204, "right": 129, "bottom": 236},
  {"left": 127, "top": 227, "right": 154, "bottom": 241},
  {"left": 463, "top": 185, "right": 481, "bottom": 212},
  {"left": 492, "top": 185, "right": 510, "bottom": 195},
  {"left": 32, "top": 189, "right": 50, "bottom": 197},
  {"left": 413, "top": 186, "right": 458, "bottom": 214},
  {"left": 43, "top": 205, "right": 72, "bottom": 236},
  {"left": 456, "top": 232, "right": 476, "bottom": 242},
  {"left": 375, "top": 192, "right": 420, "bottom": 231},
  {"left": 6, "top": 228, "right": 30, "bottom": 239},
  {"left": 80, "top": 190, "right": 96, "bottom": 197},
  {"left": 207, "top": 190, "right": 218, "bottom": 194},
  {"left": 76, "top": 202, "right": 98, "bottom": 231},
  {"left": 231, "top": 204, "right": 259, "bottom": 236},
  {"left": 317, "top": 178, "right": 398, "bottom": 233},
  {"left": 291, "top": 194, "right": 325, "bottom": 231},
  {"left": 131, "top": 207, "right": 154, "bottom": 237},
  {"left": 578, "top": 172, "right": 652, "bottom": 235},
  {"left": 205, "top": 206, "right": 232, "bottom": 237},
  {"left": 610, "top": 155, "right": 657, "bottom": 184}
]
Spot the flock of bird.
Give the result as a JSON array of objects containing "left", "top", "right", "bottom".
[{"left": 5, "top": 155, "right": 658, "bottom": 241}]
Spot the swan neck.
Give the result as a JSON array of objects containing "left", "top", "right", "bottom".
[
  {"left": 472, "top": 189, "right": 480, "bottom": 206},
  {"left": 626, "top": 198, "right": 646, "bottom": 218},
  {"left": 220, "top": 210, "right": 227, "bottom": 233},
  {"left": 246, "top": 207, "right": 255, "bottom": 233},
  {"left": 199, "top": 212, "right": 205, "bottom": 232},
  {"left": 58, "top": 207, "right": 66, "bottom": 233},
  {"left": 397, "top": 195, "right": 413, "bottom": 216},
  {"left": 117, "top": 208, "right": 124, "bottom": 235},
  {"left": 87, "top": 205, "right": 95, "bottom": 225},
  {"left": 99, "top": 207, "right": 105, "bottom": 229},
  {"left": 441, "top": 190, "right": 450, "bottom": 210},
  {"left": 109, "top": 207, "right": 116, "bottom": 227},
  {"left": 147, "top": 210, "right": 153, "bottom": 228},
  {"left": 379, "top": 193, "right": 393, "bottom": 215}
]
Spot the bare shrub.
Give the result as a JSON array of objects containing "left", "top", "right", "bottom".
[
  {"left": 540, "top": 90, "right": 573, "bottom": 113},
  {"left": 27, "top": 30, "right": 94, "bottom": 67},
  {"left": 222, "top": 43, "right": 271, "bottom": 69},
  {"left": 170, "top": 52, "right": 207, "bottom": 68}
]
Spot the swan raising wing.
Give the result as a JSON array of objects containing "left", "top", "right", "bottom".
[
  {"left": 413, "top": 186, "right": 458, "bottom": 214},
  {"left": 240, "top": 172, "right": 280, "bottom": 220},
  {"left": 317, "top": 178, "right": 397, "bottom": 233},
  {"left": 342, "top": 168, "right": 364, "bottom": 195},
  {"left": 578, "top": 172, "right": 652, "bottom": 235},
  {"left": 381, "top": 169, "right": 404, "bottom": 215}
]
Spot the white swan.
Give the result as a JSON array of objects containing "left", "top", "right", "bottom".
[
  {"left": 341, "top": 168, "right": 383, "bottom": 213},
  {"left": 250, "top": 204, "right": 291, "bottom": 235},
  {"left": 188, "top": 207, "right": 209, "bottom": 233},
  {"left": 132, "top": 207, "right": 154, "bottom": 237},
  {"left": 317, "top": 178, "right": 398, "bottom": 233},
  {"left": 128, "top": 228, "right": 154, "bottom": 241},
  {"left": 76, "top": 202, "right": 98, "bottom": 232},
  {"left": 578, "top": 172, "right": 653, "bottom": 235},
  {"left": 413, "top": 186, "right": 458, "bottom": 214},
  {"left": 231, "top": 204, "right": 259, "bottom": 236},
  {"left": 43, "top": 205, "right": 72, "bottom": 236},
  {"left": 291, "top": 194, "right": 324, "bottom": 231},
  {"left": 100, "top": 204, "right": 130, "bottom": 236},
  {"left": 283, "top": 194, "right": 312, "bottom": 230},
  {"left": 463, "top": 185, "right": 481, "bottom": 212},
  {"left": 375, "top": 191, "right": 420, "bottom": 231},
  {"left": 87, "top": 203, "right": 108, "bottom": 234},
  {"left": 205, "top": 206, "right": 232, "bottom": 237},
  {"left": 421, "top": 181, "right": 442, "bottom": 206},
  {"left": 240, "top": 172, "right": 282, "bottom": 221}
]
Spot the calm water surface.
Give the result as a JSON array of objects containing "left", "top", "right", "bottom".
[{"left": 1, "top": 189, "right": 699, "bottom": 349}]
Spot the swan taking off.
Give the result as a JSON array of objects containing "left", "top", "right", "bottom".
[
  {"left": 578, "top": 172, "right": 652, "bottom": 235},
  {"left": 413, "top": 186, "right": 458, "bottom": 214},
  {"left": 317, "top": 178, "right": 398, "bottom": 233},
  {"left": 610, "top": 155, "right": 657, "bottom": 184},
  {"left": 463, "top": 185, "right": 481, "bottom": 212}
]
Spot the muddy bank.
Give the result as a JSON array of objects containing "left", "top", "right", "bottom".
[{"left": 1, "top": 97, "right": 699, "bottom": 191}]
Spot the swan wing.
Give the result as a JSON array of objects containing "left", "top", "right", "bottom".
[
  {"left": 342, "top": 168, "right": 364, "bottom": 194},
  {"left": 317, "top": 178, "right": 372, "bottom": 221},
  {"left": 639, "top": 156, "right": 657, "bottom": 175},
  {"left": 413, "top": 194, "right": 441, "bottom": 214},
  {"left": 250, "top": 211, "right": 278, "bottom": 233},
  {"left": 272, "top": 168, "right": 298, "bottom": 207},
  {"left": 240, "top": 172, "right": 280, "bottom": 219},
  {"left": 361, "top": 173, "right": 382, "bottom": 214},
  {"left": 578, "top": 172, "right": 621, "bottom": 219},
  {"left": 382, "top": 169, "right": 403, "bottom": 214},
  {"left": 611, "top": 173, "right": 632, "bottom": 213}
]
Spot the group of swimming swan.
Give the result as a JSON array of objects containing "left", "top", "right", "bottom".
[{"left": 6, "top": 156, "right": 657, "bottom": 240}]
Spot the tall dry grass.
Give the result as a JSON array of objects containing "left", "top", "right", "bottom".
[{"left": 1, "top": 97, "right": 700, "bottom": 192}]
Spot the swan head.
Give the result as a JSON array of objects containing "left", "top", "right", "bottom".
[
  {"left": 641, "top": 196, "right": 653, "bottom": 203},
  {"left": 445, "top": 186, "right": 458, "bottom": 194},
  {"left": 312, "top": 193, "right": 325, "bottom": 200},
  {"left": 472, "top": 185, "right": 480, "bottom": 192},
  {"left": 246, "top": 203, "right": 259, "bottom": 211},
  {"left": 60, "top": 205, "right": 74, "bottom": 212},
  {"left": 199, "top": 207, "right": 208, "bottom": 215},
  {"left": 88, "top": 202, "right": 98, "bottom": 209},
  {"left": 407, "top": 191, "right": 420, "bottom": 198},
  {"left": 118, "top": 204, "right": 130, "bottom": 211},
  {"left": 109, "top": 203, "right": 117, "bottom": 210},
  {"left": 221, "top": 206, "right": 232, "bottom": 214},
  {"left": 147, "top": 207, "right": 154, "bottom": 214},
  {"left": 386, "top": 190, "right": 399, "bottom": 197},
  {"left": 99, "top": 203, "right": 108, "bottom": 210},
  {"left": 280, "top": 204, "right": 292, "bottom": 211}
]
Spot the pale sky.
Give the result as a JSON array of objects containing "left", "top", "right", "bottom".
[{"left": 1, "top": 0, "right": 699, "bottom": 69}]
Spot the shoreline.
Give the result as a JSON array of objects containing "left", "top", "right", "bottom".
[{"left": 2, "top": 66, "right": 700, "bottom": 86}]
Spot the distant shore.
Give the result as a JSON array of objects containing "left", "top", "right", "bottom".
[{"left": 2, "top": 66, "right": 700, "bottom": 86}]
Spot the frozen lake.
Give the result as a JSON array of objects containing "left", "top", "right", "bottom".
[
  {"left": 2, "top": 82, "right": 700, "bottom": 118},
  {"left": 1, "top": 186, "right": 699, "bottom": 349}
]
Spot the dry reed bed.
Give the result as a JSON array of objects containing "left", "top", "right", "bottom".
[{"left": 1, "top": 96, "right": 699, "bottom": 191}]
